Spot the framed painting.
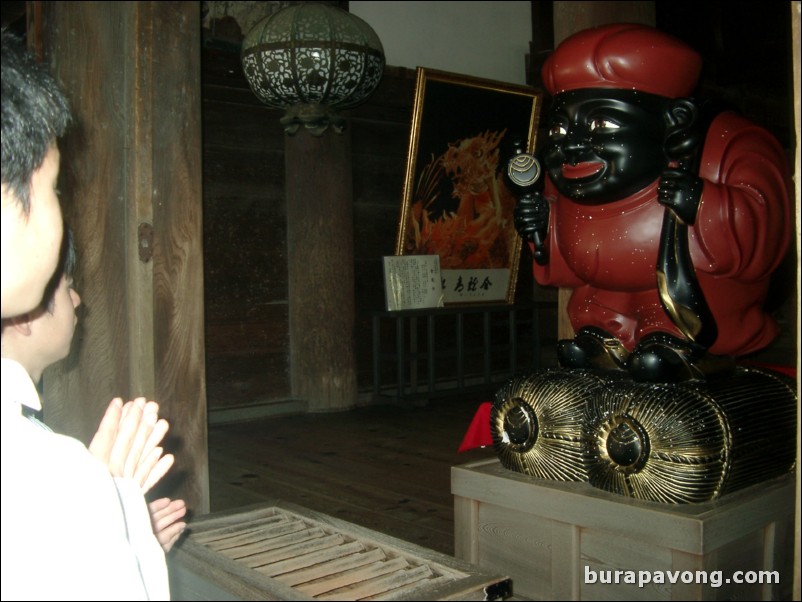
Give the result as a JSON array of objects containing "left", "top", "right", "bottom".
[{"left": 395, "top": 67, "right": 542, "bottom": 305}]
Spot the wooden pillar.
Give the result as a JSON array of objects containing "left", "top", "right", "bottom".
[
  {"left": 285, "top": 127, "right": 357, "bottom": 412},
  {"left": 38, "top": 1, "right": 208, "bottom": 514}
]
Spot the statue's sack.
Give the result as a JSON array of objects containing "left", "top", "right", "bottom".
[{"left": 492, "top": 367, "right": 797, "bottom": 503}]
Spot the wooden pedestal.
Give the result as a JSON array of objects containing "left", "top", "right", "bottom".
[{"left": 452, "top": 459, "right": 794, "bottom": 601}]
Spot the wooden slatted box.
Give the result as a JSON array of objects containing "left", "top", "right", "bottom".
[
  {"left": 169, "top": 501, "right": 511, "bottom": 601},
  {"left": 452, "top": 459, "right": 795, "bottom": 601}
]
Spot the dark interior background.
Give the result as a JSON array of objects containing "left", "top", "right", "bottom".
[
  {"left": 1, "top": 1, "right": 795, "bottom": 418},
  {"left": 199, "top": 1, "right": 797, "bottom": 417}
]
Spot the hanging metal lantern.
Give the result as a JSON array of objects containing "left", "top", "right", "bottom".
[{"left": 241, "top": 3, "right": 385, "bottom": 135}]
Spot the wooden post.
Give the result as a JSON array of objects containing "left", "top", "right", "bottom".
[
  {"left": 285, "top": 127, "right": 357, "bottom": 412},
  {"left": 38, "top": 1, "right": 208, "bottom": 514}
]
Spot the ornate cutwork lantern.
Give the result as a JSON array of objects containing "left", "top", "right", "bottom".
[{"left": 241, "top": 3, "right": 385, "bottom": 135}]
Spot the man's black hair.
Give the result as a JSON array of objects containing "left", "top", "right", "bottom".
[{"left": 1, "top": 29, "right": 71, "bottom": 210}]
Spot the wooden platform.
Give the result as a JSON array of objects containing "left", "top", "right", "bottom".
[
  {"left": 207, "top": 394, "right": 498, "bottom": 557},
  {"left": 452, "top": 459, "right": 795, "bottom": 601}
]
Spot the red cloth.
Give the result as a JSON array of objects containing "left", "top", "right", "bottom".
[{"left": 457, "top": 402, "right": 493, "bottom": 452}]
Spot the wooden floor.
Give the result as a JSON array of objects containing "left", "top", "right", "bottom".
[{"left": 207, "top": 394, "right": 497, "bottom": 557}]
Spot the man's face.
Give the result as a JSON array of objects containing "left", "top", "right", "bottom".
[
  {"left": 29, "top": 275, "right": 81, "bottom": 370},
  {"left": 1, "top": 144, "right": 64, "bottom": 318},
  {"left": 543, "top": 89, "right": 670, "bottom": 203}
]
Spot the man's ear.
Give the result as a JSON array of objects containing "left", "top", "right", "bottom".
[
  {"left": 663, "top": 98, "right": 702, "bottom": 165},
  {"left": 5, "top": 314, "right": 34, "bottom": 337}
]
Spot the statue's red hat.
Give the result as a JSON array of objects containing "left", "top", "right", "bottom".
[{"left": 542, "top": 23, "right": 702, "bottom": 98}]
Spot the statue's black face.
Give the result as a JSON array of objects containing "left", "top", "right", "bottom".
[{"left": 543, "top": 89, "right": 671, "bottom": 203}]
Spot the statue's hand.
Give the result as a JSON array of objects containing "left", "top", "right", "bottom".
[
  {"left": 658, "top": 169, "right": 703, "bottom": 225},
  {"left": 514, "top": 192, "right": 548, "bottom": 241},
  {"left": 514, "top": 192, "right": 549, "bottom": 264}
]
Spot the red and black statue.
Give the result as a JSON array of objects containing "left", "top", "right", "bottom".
[
  {"left": 493, "top": 23, "right": 796, "bottom": 504},
  {"left": 507, "top": 23, "right": 793, "bottom": 383}
]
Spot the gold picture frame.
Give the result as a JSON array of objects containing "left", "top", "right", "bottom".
[{"left": 395, "top": 68, "right": 543, "bottom": 305}]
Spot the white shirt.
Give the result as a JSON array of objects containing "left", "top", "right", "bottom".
[{"left": 0, "top": 358, "right": 170, "bottom": 600}]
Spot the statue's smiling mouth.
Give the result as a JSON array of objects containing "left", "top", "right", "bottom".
[{"left": 562, "top": 162, "right": 604, "bottom": 179}]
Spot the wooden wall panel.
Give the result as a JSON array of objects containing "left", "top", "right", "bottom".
[
  {"left": 201, "top": 48, "right": 291, "bottom": 409},
  {"left": 202, "top": 146, "right": 288, "bottom": 317}
]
